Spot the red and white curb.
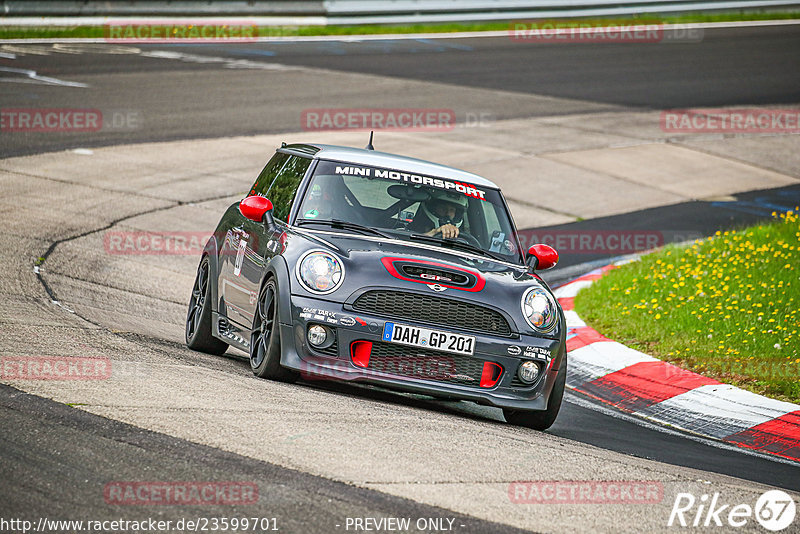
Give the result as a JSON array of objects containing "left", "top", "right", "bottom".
[{"left": 556, "top": 261, "right": 800, "bottom": 463}]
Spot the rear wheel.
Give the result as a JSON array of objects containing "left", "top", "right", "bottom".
[
  {"left": 250, "top": 279, "right": 298, "bottom": 382},
  {"left": 503, "top": 357, "right": 566, "bottom": 431},
  {"left": 186, "top": 256, "right": 228, "bottom": 355}
]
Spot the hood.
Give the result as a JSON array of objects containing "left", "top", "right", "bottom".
[
  {"left": 284, "top": 229, "right": 560, "bottom": 338},
  {"left": 290, "top": 229, "right": 530, "bottom": 277}
]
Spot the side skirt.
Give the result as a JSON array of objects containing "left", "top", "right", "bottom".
[{"left": 212, "top": 311, "right": 251, "bottom": 353}]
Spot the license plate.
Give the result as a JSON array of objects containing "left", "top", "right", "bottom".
[{"left": 382, "top": 322, "right": 475, "bottom": 355}]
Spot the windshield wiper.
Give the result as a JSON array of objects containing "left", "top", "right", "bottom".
[
  {"left": 409, "top": 234, "right": 507, "bottom": 262},
  {"left": 296, "top": 219, "right": 392, "bottom": 239}
]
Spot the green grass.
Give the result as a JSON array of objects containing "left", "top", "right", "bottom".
[
  {"left": 1, "top": 11, "right": 798, "bottom": 40},
  {"left": 574, "top": 210, "right": 800, "bottom": 403}
]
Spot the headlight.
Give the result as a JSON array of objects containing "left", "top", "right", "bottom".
[
  {"left": 521, "top": 286, "right": 557, "bottom": 333},
  {"left": 297, "top": 251, "right": 344, "bottom": 294}
]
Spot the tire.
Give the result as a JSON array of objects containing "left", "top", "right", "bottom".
[
  {"left": 503, "top": 356, "right": 566, "bottom": 431},
  {"left": 250, "top": 278, "right": 298, "bottom": 382},
  {"left": 186, "top": 256, "right": 228, "bottom": 355}
]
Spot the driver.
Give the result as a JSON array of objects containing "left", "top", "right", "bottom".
[
  {"left": 409, "top": 190, "right": 468, "bottom": 239},
  {"left": 301, "top": 176, "right": 345, "bottom": 221}
]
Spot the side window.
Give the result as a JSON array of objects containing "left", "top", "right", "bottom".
[
  {"left": 248, "top": 152, "right": 290, "bottom": 197},
  {"left": 266, "top": 155, "right": 311, "bottom": 221}
]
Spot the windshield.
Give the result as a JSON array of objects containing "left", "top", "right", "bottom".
[{"left": 295, "top": 160, "right": 523, "bottom": 264}]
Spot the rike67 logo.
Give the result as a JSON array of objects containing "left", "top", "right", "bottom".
[{"left": 668, "top": 490, "right": 796, "bottom": 531}]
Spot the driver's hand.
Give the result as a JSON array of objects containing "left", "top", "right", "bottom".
[{"left": 429, "top": 224, "right": 459, "bottom": 239}]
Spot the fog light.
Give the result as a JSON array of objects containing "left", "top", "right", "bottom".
[
  {"left": 307, "top": 325, "right": 327, "bottom": 347},
  {"left": 518, "top": 361, "right": 541, "bottom": 384}
]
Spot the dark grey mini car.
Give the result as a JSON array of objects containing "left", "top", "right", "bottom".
[{"left": 186, "top": 143, "right": 566, "bottom": 429}]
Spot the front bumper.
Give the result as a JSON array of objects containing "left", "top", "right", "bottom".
[{"left": 279, "top": 295, "right": 566, "bottom": 411}]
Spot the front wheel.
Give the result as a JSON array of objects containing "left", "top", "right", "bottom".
[
  {"left": 186, "top": 256, "right": 228, "bottom": 355},
  {"left": 503, "top": 357, "right": 566, "bottom": 431},
  {"left": 250, "top": 279, "right": 298, "bottom": 382}
]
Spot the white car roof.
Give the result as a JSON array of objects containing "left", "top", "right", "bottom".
[{"left": 299, "top": 144, "right": 500, "bottom": 189}]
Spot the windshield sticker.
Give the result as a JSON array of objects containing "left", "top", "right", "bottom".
[
  {"left": 304, "top": 209, "right": 319, "bottom": 219},
  {"left": 490, "top": 232, "right": 506, "bottom": 252},
  {"left": 334, "top": 165, "right": 486, "bottom": 200}
]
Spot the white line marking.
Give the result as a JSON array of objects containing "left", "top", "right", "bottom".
[
  {"left": 139, "top": 50, "right": 296, "bottom": 70},
  {"left": 554, "top": 279, "right": 593, "bottom": 299},
  {"left": 563, "top": 309, "right": 586, "bottom": 328},
  {"left": 564, "top": 391, "right": 799, "bottom": 467},
  {"left": 0, "top": 66, "right": 87, "bottom": 87},
  {"left": 0, "top": 44, "right": 56, "bottom": 55},
  {"left": 634, "top": 384, "right": 799, "bottom": 439},
  {"left": 51, "top": 300, "right": 75, "bottom": 313},
  {"left": 0, "top": 16, "right": 328, "bottom": 27},
  {"left": 568, "top": 341, "right": 658, "bottom": 387}
]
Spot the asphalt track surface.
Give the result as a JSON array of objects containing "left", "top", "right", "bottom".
[
  {"left": 0, "top": 384, "right": 529, "bottom": 534},
  {"left": 1, "top": 25, "right": 799, "bottom": 158},
  {"left": 1, "top": 24, "right": 800, "bottom": 531}
]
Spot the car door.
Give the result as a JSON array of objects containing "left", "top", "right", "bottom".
[{"left": 219, "top": 152, "right": 311, "bottom": 328}]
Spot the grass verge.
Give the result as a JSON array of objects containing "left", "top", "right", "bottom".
[
  {"left": 573, "top": 210, "right": 800, "bottom": 403},
  {"left": 0, "top": 12, "right": 798, "bottom": 40}
]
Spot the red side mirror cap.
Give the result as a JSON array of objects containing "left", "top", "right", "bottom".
[
  {"left": 528, "top": 244, "right": 559, "bottom": 271},
  {"left": 240, "top": 195, "right": 273, "bottom": 223}
]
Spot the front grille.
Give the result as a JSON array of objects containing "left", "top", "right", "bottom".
[
  {"left": 510, "top": 374, "right": 528, "bottom": 388},
  {"left": 352, "top": 290, "right": 513, "bottom": 337},
  {"left": 314, "top": 332, "right": 338, "bottom": 357},
  {"left": 366, "top": 341, "right": 491, "bottom": 387}
]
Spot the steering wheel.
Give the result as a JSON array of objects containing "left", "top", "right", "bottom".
[
  {"left": 455, "top": 232, "right": 482, "bottom": 248},
  {"left": 437, "top": 230, "right": 480, "bottom": 248}
]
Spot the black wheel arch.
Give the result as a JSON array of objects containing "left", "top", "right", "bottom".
[
  {"left": 251, "top": 254, "right": 301, "bottom": 382},
  {"left": 259, "top": 254, "right": 293, "bottom": 328},
  {"left": 202, "top": 235, "right": 221, "bottom": 313}
]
